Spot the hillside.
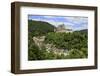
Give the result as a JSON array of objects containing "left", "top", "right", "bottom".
[
  {"left": 28, "top": 20, "right": 56, "bottom": 36},
  {"left": 75, "top": 29, "right": 88, "bottom": 33},
  {"left": 28, "top": 20, "right": 88, "bottom": 60}
]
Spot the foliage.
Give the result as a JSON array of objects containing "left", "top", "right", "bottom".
[
  {"left": 44, "top": 31, "right": 88, "bottom": 59},
  {"left": 45, "top": 31, "right": 88, "bottom": 50},
  {"left": 28, "top": 20, "right": 88, "bottom": 60},
  {"left": 28, "top": 20, "right": 55, "bottom": 36},
  {"left": 66, "top": 48, "right": 88, "bottom": 59}
]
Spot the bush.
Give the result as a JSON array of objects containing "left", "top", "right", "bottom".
[{"left": 28, "top": 30, "right": 88, "bottom": 60}]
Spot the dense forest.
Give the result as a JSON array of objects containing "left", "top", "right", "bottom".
[
  {"left": 28, "top": 20, "right": 55, "bottom": 36},
  {"left": 28, "top": 20, "right": 88, "bottom": 60}
]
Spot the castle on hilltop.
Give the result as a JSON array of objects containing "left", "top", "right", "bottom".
[{"left": 54, "top": 24, "right": 72, "bottom": 33}]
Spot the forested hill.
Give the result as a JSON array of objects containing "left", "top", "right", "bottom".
[
  {"left": 28, "top": 20, "right": 88, "bottom": 60},
  {"left": 28, "top": 20, "right": 56, "bottom": 36},
  {"left": 75, "top": 29, "right": 88, "bottom": 33}
]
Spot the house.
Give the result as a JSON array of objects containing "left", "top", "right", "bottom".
[{"left": 54, "top": 24, "right": 72, "bottom": 33}]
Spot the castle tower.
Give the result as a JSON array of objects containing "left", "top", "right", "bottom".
[{"left": 55, "top": 24, "right": 72, "bottom": 33}]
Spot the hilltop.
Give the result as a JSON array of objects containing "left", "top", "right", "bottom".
[{"left": 28, "top": 20, "right": 56, "bottom": 36}]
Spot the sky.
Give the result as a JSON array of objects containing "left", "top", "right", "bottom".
[{"left": 28, "top": 15, "right": 88, "bottom": 31}]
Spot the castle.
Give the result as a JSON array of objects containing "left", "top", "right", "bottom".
[{"left": 54, "top": 24, "right": 72, "bottom": 33}]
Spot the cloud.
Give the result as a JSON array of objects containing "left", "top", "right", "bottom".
[{"left": 28, "top": 15, "right": 88, "bottom": 30}]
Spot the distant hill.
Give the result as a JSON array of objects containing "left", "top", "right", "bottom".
[
  {"left": 74, "top": 29, "right": 88, "bottom": 33},
  {"left": 28, "top": 20, "right": 55, "bottom": 36},
  {"left": 79, "top": 29, "right": 88, "bottom": 33}
]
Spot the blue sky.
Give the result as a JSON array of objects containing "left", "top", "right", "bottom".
[{"left": 28, "top": 15, "right": 88, "bottom": 31}]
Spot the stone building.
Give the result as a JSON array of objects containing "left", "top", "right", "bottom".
[{"left": 54, "top": 24, "right": 72, "bottom": 33}]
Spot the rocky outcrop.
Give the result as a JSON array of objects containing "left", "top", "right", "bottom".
[
  {"left": 33, "top": 36, "right": 68, "bottom": 55},
  {"left": 33, "top": 36, "right": 45, "bottom": 50}
]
